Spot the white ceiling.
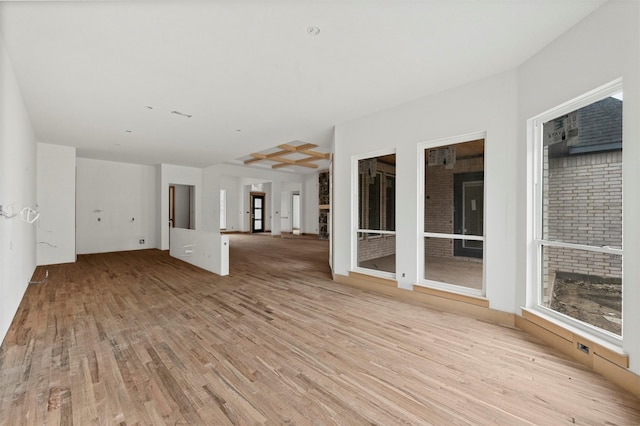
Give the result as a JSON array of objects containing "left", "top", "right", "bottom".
[{"left": 0, "top": 1, "right": 605, "bottom": 172}]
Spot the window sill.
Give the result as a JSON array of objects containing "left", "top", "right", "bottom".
[{"left": 518, "top": 308, "right": 627, "bottom": 369}]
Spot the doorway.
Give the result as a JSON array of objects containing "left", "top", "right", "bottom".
[
  {"left": 169, "top": 185, "right": 176, "bottom": 230},
  {"left": 453, "top": 172, "right": 483, "bottom": 258},
  {"left": 250, "top": 193, "right": 265, "bottom": 233},
  {"left": 292, "top": 192, "right": 301, "bottom": 235},
  {"left": 169, "top": 184, "right": 195, "bottom": 230}
]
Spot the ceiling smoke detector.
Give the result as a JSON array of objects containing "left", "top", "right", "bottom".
[{"left": 307, "top": 26, "right": 320, "bottom": 36}]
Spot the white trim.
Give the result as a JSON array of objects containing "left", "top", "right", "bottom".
[
  {"left": 417, "top": 131, "right": 487, "bottom": 297},
  {"left": 417, "top": 131, "right": 488, "bottom": 151},
  {"left": 423, "top": 232, "right": 484, "bottom": 242},
  {"left": 414, "top": 280, "right": 484, "bottom": 298},
  {"left": 358, "top": 229, "right": 396, "bottom": 236},
  {"left": 531, "top": 78, "right": 623, "bottom": 126},
  {"left": 522, "top": 308, "right": 623, "bottom": 352},
  {"left": 529, "top": 305, "right": 622, "bottom": 346},
  {"left": 539, "top": 240, "right": 622, "bottom": 255},
  {"left": 352, "top": 267, "right": 396, "bottom": 281}
]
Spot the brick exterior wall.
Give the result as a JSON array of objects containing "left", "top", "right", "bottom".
[
  {"left": 358, "top": 234, "right": 396, "bottom": 263},
  {"left": 424, "top": 156, "right": 484, "bottom": 258},
  {"left": 543, "top": 149, "right": 622, "bottom": 280}
]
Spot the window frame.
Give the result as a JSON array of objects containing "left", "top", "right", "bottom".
[
  {"left": 527, "top": 79, "right": 623, "bottom": 345},
  {"left": 352, "top": 149, "right": 397, "bottom": 279},
  {"left": 417, "top": 132, "right": 487, "bottom": 297}
]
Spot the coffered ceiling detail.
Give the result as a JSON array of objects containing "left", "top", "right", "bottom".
[{"left": 241, "top": 142, "right": 330, "bottom": 171}]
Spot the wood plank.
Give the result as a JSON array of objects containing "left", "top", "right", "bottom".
[
  {"left": 0, "top": 236, "right": 639, "bottom": 424},
  {"left": 245, "top": 143, "right": 328, "bottom": 169},
  {"left": 298, "top": 149, "right": 330, "bottom": 159},
  {"left": 243, "top": 156, "right": 265, "bottom": 165},
  {"left": 277, "top": 143, "right": 318, "bottom": 152},
  {"left": 413, "top": 285, "right": 490, "bottom": 308},
  {"left": 271, "top": 158, "right": 319, "bottom": 169}
]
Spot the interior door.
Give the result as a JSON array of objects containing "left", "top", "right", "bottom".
[
  {"left": 169, "top": 185, "right": 176, "bottom": 229},
  {"left": 454, "top": 172, "right": 483, "bottom": 258},
  {"left": 251, "top": 194, "right": 265, "bottom": 233}
]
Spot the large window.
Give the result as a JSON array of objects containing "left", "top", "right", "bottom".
[
  {"left": 420, "top": 137, "right": 485, "bottom": 295},
  {"left": 533, "top": 82, "right": 623, "bottom": 339},
  {"left": 356, "top": 154, "right": 396, "bottom": 275}
]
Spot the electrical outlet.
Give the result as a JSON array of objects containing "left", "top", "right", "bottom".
[
  {"left": 577, "top": 342, "right": 590, "bottom": 354},
  {"left": 139, "top": 239, "right": 145, "bottom": 244}
]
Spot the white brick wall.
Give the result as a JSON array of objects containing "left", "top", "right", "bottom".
[
  {"left": 543, "top": 150, "right": 622, "bottom": 280},
  {"left": 358, "top": 235, "right": 396, "bottom": 262}
]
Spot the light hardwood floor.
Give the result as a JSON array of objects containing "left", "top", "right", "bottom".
[{"left": 1, "top": 234, "right": 639, "bottom": 425}]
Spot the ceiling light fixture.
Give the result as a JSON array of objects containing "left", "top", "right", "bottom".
[
  {"left": 307, "top": 26, "right": 320, "bottom": 36},
  {"left": 171, "top": 110, "right": 192, "bottom": 118}
]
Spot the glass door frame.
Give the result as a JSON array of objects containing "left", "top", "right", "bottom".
[
  {"left": 417, "top": 132, "right": 487, "bottom": 297},
  {"left": 250, "top": 192, "right": 266, "bottom": 233}
]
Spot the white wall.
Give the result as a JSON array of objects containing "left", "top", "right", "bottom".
[
  {"left": 279, "top": 183, "right": 304, "bottom": 233},
  {"left": 37, "top": 143, "right": 76, "bottom": 265},
  {"left": 334, "top": 70, "right": 518, "bottom": 310},
  {"left": 516, "top": 1, "right": 640, "bottom": 373},
  {"left": 281, "top": 191, "right": 291, "bottom": 232},
  {"left": 281, "top": 182, "right": 303, "bottom": 230},
  {"left": 159, "top": 164, "right": 202, "bottom": 250},
  {"left": 76, "top": 158, "right": 157, "bottom": 254},
  {"left": 170, "top": 228, "right": 229, "bottom": 276},
  {"left": 220, "top": 175, "right": 240, "bottom": 231},
  {"left": 201, "top": 163, "right": 308, "bottom": 234},
  {"left": 0, "top": 35, "right": 37, "bottom": 344},
  {"left": 262, "top": 182, "right": 273, "bottom": 232}
]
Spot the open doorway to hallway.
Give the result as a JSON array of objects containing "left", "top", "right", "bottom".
[
  {"left": 169, "top": 184, "right": 195, "bottom": 230},
  {"left": 292, "top": 192, "right": 301, "bottom": 235}
]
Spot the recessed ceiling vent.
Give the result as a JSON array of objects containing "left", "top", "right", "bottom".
[{"left": 171, "top": 110, "right": 192, "bottom": 118}]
